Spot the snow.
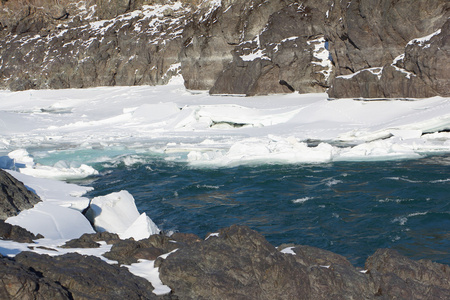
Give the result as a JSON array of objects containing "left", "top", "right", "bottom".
[
  {"left": 6, "top": 202, "right": 95, "bottom": 240},
  {"left": 408, "top": 29, "right": 441, "bottom": 47},
  {"left": 307, "top": 37, "right": 333, "bottom": 80},
  {"left": 85, "top": 190, "right": 160, "bottom": 239},
  {"left": 0, "top": 78, "right": 448, "bottom": 168},
  {"left": 337, "top": 67, "right": 383, "bottom": 80},
  {"left": 240, "top": 49, "right": 270, "bottom": 62},
  {"left": 4, "top": 170, "right": 91, "bottom": 211},
  {"left": 0, "top": 74, "right": 449, "bottom": 293}
]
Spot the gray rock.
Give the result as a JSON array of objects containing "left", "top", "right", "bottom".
[
  {"left": 159, "top": 225, "right": 312, "bottom": 300},
  {"left": 103, "top": 234, "right": 179, "bottom": 265},
  {"left": 14, "top": 251, "right": 160, "bottom": 299},
  {"left": 160, "top": 225, "right": 450, "bottom": 300},
  {"left": 0, "top": 0, "right": 449, "bottom": 97},
  {"left": 180, "top": 0, "right": 287, "bottom": 92},
  {"left": 0, "top": 169, "right": 41, "bottom": 221},
  {"left": 0, "top": 254, "right": 71, "bottom": 300},
  {"left": 366, "top": 248, "right": 450, "bottom": 299},
  {"left": 327, "top": 0, "right": 449, "bottom": 98},
  {"left": 0, "top": 0, "right": 191, "bottom": 91},
  {"left": 0, "top": 220, "right": 43, "bottom": 243},
  {"left": 61, "top": 231, "right": 120, "bottom": 248}
]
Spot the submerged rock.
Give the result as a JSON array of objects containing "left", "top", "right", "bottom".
[{"left": 0, "top": 169, "right": 41, "bottom": 221}]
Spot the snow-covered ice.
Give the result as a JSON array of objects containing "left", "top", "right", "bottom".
[
  {"left": 85, "top": 190, "right": 160, "bottom": 240},
  {"left": 0, "top": 76, "right": 448, "bottom": 170},
  {"left": 6, "top": 201, "right": 95, "bottom": 240}
]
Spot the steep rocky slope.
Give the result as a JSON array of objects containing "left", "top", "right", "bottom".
[
  {"left": 0, "top": 0, "right": 448, "bottom": 97},
  {"left": 0, "top": 0, "right": 193, "bottom": 90}
]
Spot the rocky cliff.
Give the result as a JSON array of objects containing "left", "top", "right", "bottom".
[
  {"left": 0, "top": 0, "right": 449, "bottom": 98},
  {"left": 0, "top": 0, "right": 193, "bottom": 90}
]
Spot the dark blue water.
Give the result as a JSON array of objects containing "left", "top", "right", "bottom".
[{"left": 85, "top": 154, "right": 450, "bottom": 267}]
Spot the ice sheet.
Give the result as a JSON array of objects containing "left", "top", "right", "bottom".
[{"left": 0, "top": 78, "right": 448, "bottom": 170}]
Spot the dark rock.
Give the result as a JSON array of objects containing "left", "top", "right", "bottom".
[
  {"left": 14, "top": 251, "right": 159, "bottom": 299},
  {"left": 0, "top": 1, "right": 192, "bottom": 91},
  {"left": 328, "top": 17, "right": 450, "bottom": 98},
  {"left": 366, "top": 248, "right": 450, "bottom": 299},
  {"left": 159, "top": 225, "right": 312, "bottom": 299},
  {"left": 169, "top": 232, "right": 202, "bottom": 246},
  {"left": 103, "top": 234, "right": 179, "bottom": 265},
  {"left": 289, "top": 245, "right": 375, "bottom": 299},
  {"left": 0, "top": 220, "right": 43, "bottom": 243},
  {"left": 0, "top": 254, "right": 71, "bottom": 299},
  {"left": 327, "top": 0, "right": 449, "bottom": 98},
  {"left": 160, "top": 225, "right": 450, "bottom": 299},
  {"left": 0, "top": 0, "right": 449, "bottom": 97},
  {"left": 61, "top": 231, "right": 120, "bottom": 248},
  {"left": 0, "top": 169, "right": 41, "bottom": 221}
]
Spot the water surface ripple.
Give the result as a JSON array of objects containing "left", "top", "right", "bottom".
[{"left": 86, "top": 154, "right": 450, "bottom": 267}]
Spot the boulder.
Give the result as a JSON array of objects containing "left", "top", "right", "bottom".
[
  {"left": 159, "top": 225, "right": 450, "bottom": 299},
  {"left": 159, "top": 225, "right": 312, "bottom": 299},
  {"left": 13, "top": 251, "right": 160, "bottom": 299},
  {"left": 0, "top": 169, "right": 41, "bottom": 221},
  {"left": 103, "top": 234, "right": 178, "bottom": 265},
  {"left": 61, "top": 232, "right": 120, "bottom": 248},
  {"left": 366, "top": 248, "right": 450, "bottom": 299},
  {"left": 0, "top": 220, "right": 43, "bottom": 243}
]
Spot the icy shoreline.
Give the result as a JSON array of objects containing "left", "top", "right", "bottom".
[
  {"left": 0, "top": 81, "right": 449, "bottom": 296},
  {"left": 0, "top": 79, "right": 449, "bottom": 171}
]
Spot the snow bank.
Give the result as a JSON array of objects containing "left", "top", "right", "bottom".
[
  {"left": 86, "top": 190, "right": 160, "bottom": 240},
  {"left": 5, "top": 170, "right": 91, "bottom": 211},
  {"left": 6, "top": 202, "right": 95, "bottom": 240}
]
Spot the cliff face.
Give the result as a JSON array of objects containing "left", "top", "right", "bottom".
[
  {"left": 182, "top": 0, "right": 449, "bottom": 97},
  {"left": 0, "top": 0, "right": 449, "bottom": 98},
  {"left": 0, "top": 0, "right": 193, "bottom": 90}
]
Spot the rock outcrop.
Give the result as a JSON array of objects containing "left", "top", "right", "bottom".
[
  {"left": 0, "top": 0, "right": 449, "bottom": 95},
  {"left": 12, "top": 251, "right": 161, "bottom": 299},
  {"left": 0, "top": 0, "right": 192, "bottom": 90},
  {"left": 0, "top": 253, "right": 71, "bottom": 300},
  {"left": 159, "top": 225, "right": 450, "bottom": 299},
  {"left": 0, "top": 219, "right": 43, "bottom": 243},
  {"left": 0, "top": 224, "right": 449, "bottom": 299},
  {"left": 0, "top": 169, "right": 41, "bottom": 220},
  {"left": 181, "top": 0, "right": 449, "bottom": 97}
]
